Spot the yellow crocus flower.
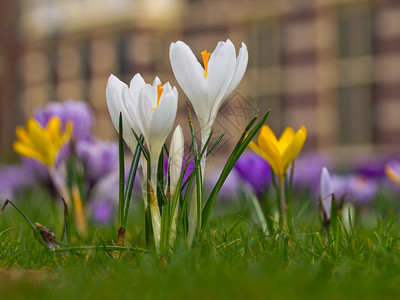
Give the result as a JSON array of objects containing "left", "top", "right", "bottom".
[
  {"left": 13, "top": 117, "right": 73, "bottom": 167},
  {"left": 249, "top": 125, "right": 307, "bottom": 180}
]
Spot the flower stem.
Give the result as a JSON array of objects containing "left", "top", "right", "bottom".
[
  {"left": 279, "top": 178, "right": 286, "bottom": 223},
  {"left": 150, "top": 161, "right": 162, "bottom": 251}
]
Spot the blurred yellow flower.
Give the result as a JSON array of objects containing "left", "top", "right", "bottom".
[
  {"left": 13, "top": 117, "right": 73, "bottom": 167},
  {"left": 249, "top": 125, "right": 307, "bottom": 180},
  {"left": 385, "top": 163, "right": 400, "bottom": 186}
]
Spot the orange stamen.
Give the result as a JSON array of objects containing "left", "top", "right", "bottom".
[
  {"left": 201, "top": 50, "right": 210, "bottom": 78},
  {"left": 153, "top": 84, "right": 164, "bottom": 110}
]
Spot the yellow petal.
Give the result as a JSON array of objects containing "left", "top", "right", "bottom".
[
  {"left": 15, "top": 126, "right": 34, "bottom": 147},
  {"left": 258, "top": 126, "right": 283, "bottom": 178},
  {"left": 47, "top": 117, "right": 63, "bottom": 146},
  {"left": 385, "top": 165, "right": 400, "bottom": 186},
  {"left": 278, "top": 127, "right": 295, "bottom": 154},
  {"left": 13, "top": 141, "right": 48, "bottom": 165},
  {"left": 26, "top": 118, "right": 52, "bottom": 156},
  {"left": 248, "top": 140, "right": 279, "bottom": 176},
  {"left": 281, "top": 126, "right": 307, "bottom": 174},
  {"left": 62, "top": 121, "right": 74, "bottom": 144}
]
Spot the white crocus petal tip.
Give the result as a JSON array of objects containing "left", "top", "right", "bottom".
[{"left": 153, "top": 76, "right": 161, "bottom": 86}]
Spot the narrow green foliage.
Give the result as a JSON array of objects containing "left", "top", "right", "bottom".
[
  {"left": 202, "top": 109, "right": 270, "bottom": 232},
  {"left": 0, "top": 199, "right": 47, "bottom": 247},
  {"left": 118, "top": 113, "right": 125, "bottom": 229},
  {"left": 131, "top": 128, "right": 149, "bottom": 161},
  {"left": 59, "top": 194, "right": 71, "bottom": 246},
  {"left": 248, "top": 193, "right": 267, "bottom": 233},
  {"left": 186, "top": 103, "right": 203, "bottom": 239},
  {"left": 157, "top": 148, "right": 165, "bottom": 210},
  {"left": 122, "top": 137, "right": 143, "bottom": 227},
  {"left": 206, "top": 132, "right": 225, "bottom": 156}
]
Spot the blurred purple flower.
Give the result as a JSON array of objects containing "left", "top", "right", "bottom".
[
  {"left": 234, "top": 151, "right": 271, "bottom": 196},
  {"left": 354, "top": 157, "right": 388, "bottom": 180},
  {"left": 0, "top": 165, "right": 36, "bottom": 199},
  {"left": 76, "top": 139, "right": 119, "bottom": 185},
  {"left": 292, "top": 153, "right": 332, "bottom": 193},
  {"left": 34, "top": 100, "right": 94, "bottom": 141},
  {"left": 332, "top": 174, "right": 377, "bottom": 205},
  {"left": 163, "top": 156, "right": 195, "bottom": 188},
  {"left": 90, "top": 201, "right": 114, "bottom": 225},
  {"left": 205, "top": 168, "right": 243, "bottom": 201},
  {"left": 87, "top": 172, "right": 119, "bottom": 224}
]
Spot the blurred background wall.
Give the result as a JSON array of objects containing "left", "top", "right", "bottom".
[{"left": 0, "top": 0, "right": 399, "bottom": 162}]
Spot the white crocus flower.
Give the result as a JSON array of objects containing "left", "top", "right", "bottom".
[
  {"left": 106, "top": 74, "right": 145, "bottom": 152},
  {"left": 168, "top": 125, "right": 184, "bottom": 247},
  {"left": 170, "top": 39, "right": 248, "bottom": 245},
  {"left": 132, "top": 77, "right": 178, "bottom": 250},
  {"left": 169, "top": 39, "right": 248, "bottom": 149},
  {"left": 320, "top": 167, "right": 334, "bottom": 221},
  {"left": 107, "top": 73, "right": 150, "bottom": 213}
]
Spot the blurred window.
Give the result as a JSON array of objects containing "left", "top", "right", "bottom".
[
  {"left": 338, "top": 85, "right": 372, "bottom": 145},
  {"left": 80, "top": 40, "right": 91, "bottom": 80},
  {"left": 116, "top": 34, "right": 133, "bottom": 75},
  {"left": 252, "top": 21, "right": 281, "bottom": 68},
  {"left": 337, "top": 8, "right": 372, "bottom": 58}
]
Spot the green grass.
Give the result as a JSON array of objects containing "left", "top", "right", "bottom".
[{"left": 1, "top": 191, "right": 400, "bottom": 299}]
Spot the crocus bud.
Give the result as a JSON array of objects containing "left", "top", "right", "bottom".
[
  {"left": 168, "top": 125, "right": 184, "bottom": 248},
  {"left": 320, "top": 167, "right": 334, "bottom": 221},
  {"left": 169, "top": 125, "right": 184, "bottom": 194}
]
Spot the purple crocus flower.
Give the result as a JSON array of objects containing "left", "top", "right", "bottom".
[
  {"left": 0, "top": 165, "right": 37, "bottom": 199},
  {"left": 349, "top": 175, "right": 377, "bottom": 205},
  {"left": 355, "top": 158, "right": 387, "bottom": 180},
  {"left": 163, "top": 156, "right": 195, "bottom": 188},
  {"left": 332, "top": 174, "right": 377, "bottom": 205},
  {"left": 76, "top": 139, "right": 119, "bottom": 186},
  {"left": 34, "top": 100, "right": 94, "bottom": 141},
  {"left": 292, "top": 153, "right": 332, "bottom": 193},
  {"left": 205, "top": 167, "right": 243, "bottom": 201},
  {"left": 234, "top": 151, "right": 272, "bottom": 196},
  {"left": 87, "top": 171, "right": 119, "bottom": 224}
]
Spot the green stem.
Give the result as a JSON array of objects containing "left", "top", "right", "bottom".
[{"left": 279, "top": 178, "right": 286, "bottom": 223}]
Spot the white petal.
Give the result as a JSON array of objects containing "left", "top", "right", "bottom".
[
  {"left": 223, "top": 42, "right": 248, "bottom": 99},
  {"left": 149, "top": 89, "right": 178, "bottom": 159},
  {"left": 106, "top": 74, "right": 125, "bottom": 132},
  {"left": 206, "top": 40, "right": 236, "bottom": 126},
  {"left": 153, "top": 76, "right": 161, "bottom": 86},
  {"left": 320, "top": 167, "right": 334, "bottom": 220},
  {"left": 169, "top": 41, "right": 208, "bottom": 123},
  {"left": 162, "top": 81, "right": 173, "bottom": 94},
  {"left": 121, "top": 85, "right": 140, "bottom": 150},
  {"left": 106, "top": 75, "right": 139, "bottom": 152},
  {"left": 136, "top": 84, "right": 157, "bottom": 147},
  {"left": 169, "top": 124, "right": 184, "bottom": 190},
  {"left": 129, "top": 73, "right": 146, "bottom": 100},
  {"left": 211, "top": 41, "right": 225, "bottom": 58}
]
